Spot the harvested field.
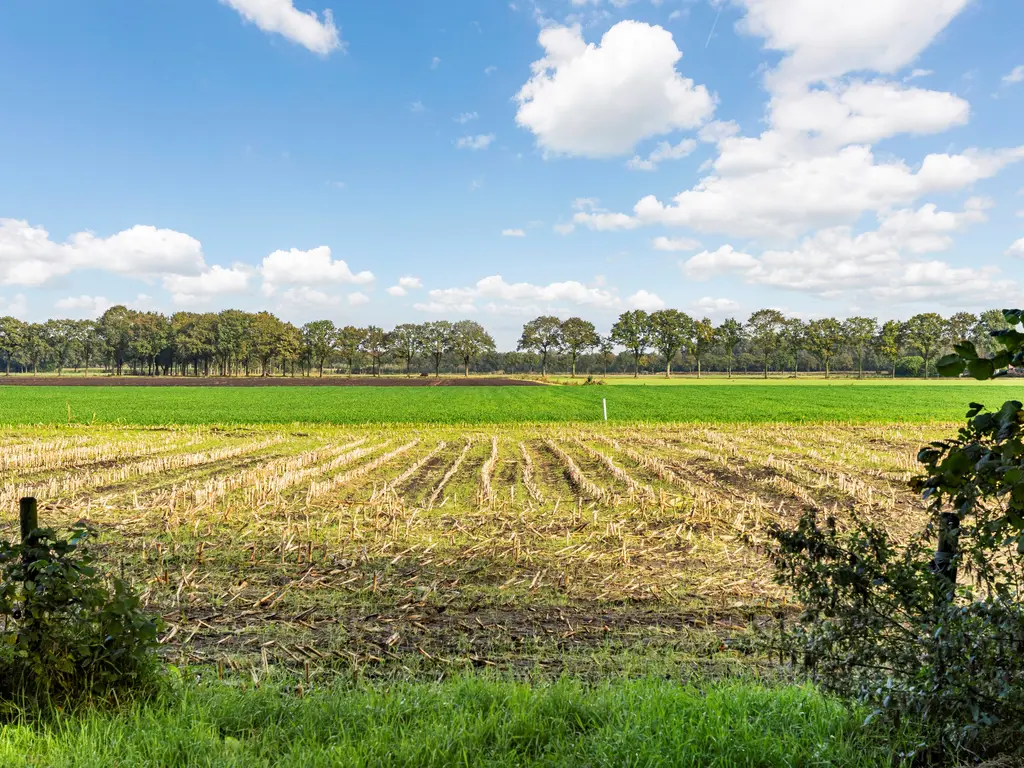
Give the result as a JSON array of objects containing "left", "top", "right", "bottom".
[{"left": 0, "top": 423, "right": 941, "bottom": 678}]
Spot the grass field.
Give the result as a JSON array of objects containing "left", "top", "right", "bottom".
[
  {"left": 0, "top": 677, "right": 922, "bottom": 767},
  {"left": 1, "top": 380, "right": 1020, "bottom": 425}
]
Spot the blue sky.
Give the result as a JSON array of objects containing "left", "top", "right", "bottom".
[{"left": 1, "top": 0, "right": 1022, "bottom": 346}]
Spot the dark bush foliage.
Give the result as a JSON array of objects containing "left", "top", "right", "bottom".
[
  {"left": 0, "top": 524, "right": 162, "bottom": 708},
  {"left": 768, "top": 309, "right": 1024, "bottom": 760}
]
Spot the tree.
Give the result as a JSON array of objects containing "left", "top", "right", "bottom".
[
  {"left": 875, "top": 319, "right": 906, "bottom": 379},
  {"left": 451, "top": 320, "right": 495, "bottom": 376},
  {"left": 249, "top": 312, "right": 285, "bottom": 376},
  {"left": 0, "top": 316, "right": 27, "bottom": 375},
  {"left": 336, "top": 326, "right": 366, "bottom": 375},
  {"left": 99, "top": 306, "right": 134, "bottom": 375},
  {"left": 560, "top": 317, "right": 599, "bottom": 377},
  {"left": 842, "top": 316, "right": 878, "bottom": 379},
  {"left": 612, "top": 310, "right": 653, "bottom": 378},
  {"left": 517, "top": 316, "right": 563, "bottom": 377},
  {"left": 945, "top": 311, "right": 978, "bottom": 349},
  {"left": 804, "top": 318, "right": 845, "bottom": 378},
  {"left": 302, "top": 320, "right": 337, "bottom": 377},
  {"left": 21, "top": 324, "right": 50, "bottom": 374},
  {"left": 690, "top": 317, "right": 717, "bottom": 379},
  {"left": 421, "top": 321, "right": 454, "bottom": 377},
  {"left": 746, "top": 309, "right": 786, "bottom": 379},
  {"left": 389, "top": 323, "right": 422, "bottom": 376},
  {"left": 278, "top": 322, "right": 304, "bottom": 377},
  {"left": 77, "top": 320, "right": 101, "bottom": 376},
  {"left": 361, "top": 326, "right": 390, "bottom": 376},
  {"left": 974, "top": 310, "right": 1008, "bottom": 357},
  {"left": 905, "top": 312, "right": 945, "bottom": 378},
  {"left": 647, "top": 310, "right": 691, "bottom": 378},
  {"left": 778, "top": 318, "right": 806, "bottom": 377},
  {"left": 597, "top": 335, "right": 615, "bottom": 376},
  {"left": 717, "top": 319, "right": 744, "bottom": 379},
  {"left": 43, "top": 319, "right": 81, "bottom": 376}
]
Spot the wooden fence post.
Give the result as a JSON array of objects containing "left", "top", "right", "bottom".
[{"left": 19, "top": 497, "right": 38, "bottom": 544}]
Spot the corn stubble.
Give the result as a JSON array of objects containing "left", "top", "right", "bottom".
[{"left": 0, "top": 422, "right": 939, "bottom": 676}]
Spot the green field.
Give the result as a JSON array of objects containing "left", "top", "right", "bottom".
[
  {"left": 1, "top": 380, "right": 1020, "bottom": 425},
  {"left": 0, "top": 677, "right": 920, "bottom": 767}
]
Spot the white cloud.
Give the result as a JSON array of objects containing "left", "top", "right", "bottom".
[
  {"left": 515, "top": 21, "right": 714, "bottom": 157},
  {"left": 221, "top": 0, "right": 343, "bottom": 55},
  {"left": 1007, "top": 238, "right": 1024, "bottom": 258},
  {"left": 502, "top": 228, "right": 526, "bottom": 237},
  {"left": 652, "top": 236, "right": 700, "bottom": 252},
  {"left": 683, "top": 245, "right": 760, "bottom": 279},
  {"left": 734, "top": 0, "right": 971, "bottom": 93},
  {"left": 347, "top": 291, "right": 370, "bottom": 306},
  {"left": 627, "top": 146, "right": 1024, "bottom": 238},
  {"left": 627, "top": 289, "right": 665, "bottom": 311},
  {"left": 0, "top": 294, "right": 28, "bottom": 319},
  {"left": 410, "top": 100, "right": 426, "bottom": 113},
  {"left": 682, "top": 201, "right": 1016, "bottom": 306},
  {"left": 904, "top": 68, "right": 933, "bottom": 81},
  {"left": 164, "top": 265, "right": 251, "bottom": 305},
  {"left": 385, "top": 276, "right": 422, "bottom": 297},
  {"left": 693, "top": 297, "right": 739, "bottom": 314},
  {"left": 484, "top": 65, "right": 498, "bottom": 75},
  {"left": 554, "top": 223, "right": 576, "bottom": 235},
  {"left": 455, "top": 134, "right": 495, "bottom": 150},
  {"left": 1002, "top": 65, "right": 1024, "bottom": 86},
  {"left": 455, "top": 112, "right": 479, "bottom": 124},
  {"left": 259, "top": 246, "right": 374, "bottom": 295},
  {"left": 55, "top": 295, "right": 112, "bottom": 318},
  {"left": 414, "top": 274, "right": 639, "bottom": 315},
  {"left": 431, "top": 56, "right": 441, "bottom": 69},
  {"left": 574, "top": 211, "right": 642, "bottom": 231},
  {"left": 281, "top": 287, "right": 339, "bottom": 307},
  {"left": 627, "top": 138, "right": 697, "bottom": 171},
  {"left": 0, "top": 219, "right": 206, "bottom": 287}
]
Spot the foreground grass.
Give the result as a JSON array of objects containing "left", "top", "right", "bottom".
[
  {"left": 0, "top": 677, "right": 921, "bottom": 767},
  {"left": 1, "top": 382, "right": 1019, "bottom": 424}
]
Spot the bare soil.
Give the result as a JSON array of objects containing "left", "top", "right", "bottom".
[{"left": 0, "top": 375, "right": 544, "bottom": 387}]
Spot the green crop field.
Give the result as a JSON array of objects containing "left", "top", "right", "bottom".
[{"left": 0, "top": 380, "right": 1020, "bottom": 425}]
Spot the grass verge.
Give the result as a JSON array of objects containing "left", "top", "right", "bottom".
[{"left": 0, "top": 676, "right": 922, "bottom": 767}]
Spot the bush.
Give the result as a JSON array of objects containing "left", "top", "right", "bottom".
[
  {"left": 896, "top": 355, "right": 924, "bottom": 376},
  {"left": 767, "top": 310, "right": 1024, "bottom": 760},
  {"left": 0, "top": 524, "right": 163, "bottom": 708}
]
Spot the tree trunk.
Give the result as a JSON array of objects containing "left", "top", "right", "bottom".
[
  {"left": 825, "top": 359, "right": 830, "bottom": 379},
  {"left": 665, "top": 358, "right": 671, "bottom": 378},
  {"left": 932, "top": 512, "right": 960, "bottom": 603},
  {"left": 697, "top": 357, "right": 701, "bottom": 379},
  {"left": 464, "top": 359, "right": 470, "bottom": 377},
  {"left": 892, "top": 360, "right": 897, "bottom": 379},
  {"left": 571, "top": 356, "right": 577, "bottom": 378}
]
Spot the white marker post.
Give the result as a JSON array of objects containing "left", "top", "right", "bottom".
[{"left": 603, "top": 398, "right": 608, "bottom": 422}]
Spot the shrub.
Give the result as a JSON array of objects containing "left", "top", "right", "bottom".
[
  {"left": 896, "top": 355, "right": 924, "bottom": 377},
  {"left": 0, "top": 524, "right": 163, "bottom": 708},
  {"left": 767, "top": 310, "right": 1024, "bottom": 760}
]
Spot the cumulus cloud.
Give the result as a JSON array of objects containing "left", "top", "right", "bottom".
[
  {"left": 0, "top": 219, "right": 206, "bottom": 287},
  {"left": 259, "top": 246, "right": 374, "bottom": 295},
  {"left": 627, "top": 138, "right": 697, "bottom": 171},
  {"left": 221, "top": 0, "right": 344, "bottom": 55},
  {"left": 455, "top": 112, "right": 479, "bottom": 124},
  {"left": 164, "top": 265, "right": 252, "bottom": 305},
  {"left": 627, "top": 290, "right": 665, "bottom": 311},
  {"left": 693, "top": 297, "right": 739, "bottom": 314},
  {"left": 515, "top": 21, "right": 714, "bottom": 157},
  {"left": 280, "top": 287, "right": 340, "bottom": 307},
  {"left": 502, "top": 229, "right": 526, "bottom": 237},
  {"left": 1004, "top": 66, "right": 1024, "bottom": 86},
  {"left": 455, "top": 134, "right": 495, "bottom": 150},
  {"left": 386, "top": 276, "right": 422, "bottom": 297},
  {"left": 55, "top": 295, "right": 112, "bottom": 318},
  {"left": 1008, "top": 238, "right": 1024, "bottom": 258},
  {"left": 652, "top": 236, "right": 700, "bottom": 252},
  {"left": 0, "top": 294, "right": 28, "bottom": 319},
  {"left": 681, "top": 201, "right": 1015, "bottom": 306},
  {"left": 734, "top": 0, "right": 971, "bottom": 93},
  {"left": 414, "top": 275, "right": 654, "bottom": 315},
  {"left": 348, "top": 291, "right": 370, "bottom": 306}
]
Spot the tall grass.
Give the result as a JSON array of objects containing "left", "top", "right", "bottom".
[{"left": 0, "top": 676, "right": 921, "bottom": 767}]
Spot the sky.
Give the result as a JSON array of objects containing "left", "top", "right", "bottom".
[{"left": 0, "top": 0, "right": 1022, "bottom": 347}]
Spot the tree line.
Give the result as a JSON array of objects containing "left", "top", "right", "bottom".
[{"left": 0, "top": 305, "right": 1010, "bottom": 378}]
